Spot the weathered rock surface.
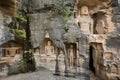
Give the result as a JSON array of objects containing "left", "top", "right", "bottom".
[
  {"left": 1, "top": 70, "right": 56, "bottom": 80},
  {"left": 7, "top": 62, "right": 20, "bottom": 75},
  {"left": 0, "top": 0, "right": 120, "bottom": 80},
  {"left": 29, "top": 0, "right": 120, "bottom": 80},
  {"left": 0, "top": 11, "right": 14, "bottom": 46},
  {"left": 0, "top": 11, "right": 14, "bottom": 60}
]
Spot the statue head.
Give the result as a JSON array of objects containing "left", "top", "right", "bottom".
[
  {"left": 70, "top": 45, "right": 73, "bottom": 48},
  {"left": 45, "top": 30, "right": 48, "bottom": 33},
  {"left": 47, "top": 41, "right": 51, "bottom": 46},
  {"left": 35, "top": 48, "right": 39, "bottom": 52},
  {"left": 81, "top": 6, "right": 89, "bottom": 15}
]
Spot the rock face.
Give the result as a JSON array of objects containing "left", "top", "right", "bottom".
[
  {"left": 1, "top": 70, "right": 56, "bottom": 80},
  {"left": 29, "top": 0, "right": 120, "bottom": 80},
  {"left": 0, "top": 11, "right": 14, "bottom": 46},
  {"left": 0, "top": 11, "right": 14, "bottom": 59},
  {"left": 0, "top": 0, "right": 120, "bottom": 80},
  {"left": 0, "top": 11, "right": 18, "bottom": 76}
]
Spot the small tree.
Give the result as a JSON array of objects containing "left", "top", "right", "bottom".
[
  {"left": 18, "top": 0, "right": 35, "bottom": 72},
  {"left": 9, "top": 0, "right": 35, "bottom": 72}
]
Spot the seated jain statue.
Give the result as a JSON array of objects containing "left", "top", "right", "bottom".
[
  {"left": 77, "top": 6, "right": 93, "bottom": 34},
  {"left": 68, "top": 45, "right": 74, "bottom": 68},
  {"left": 45, "top": 41, "right": 54, "bottom": 56}
]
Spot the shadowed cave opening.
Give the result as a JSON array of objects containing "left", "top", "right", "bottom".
[{"left": 89, "top": 46, "right": 96, "bottom": 74}]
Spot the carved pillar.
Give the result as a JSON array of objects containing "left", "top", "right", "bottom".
[
  {"left": 77, "top": 35, "right": 90, "bottom": 79},
  {"left": 94, "top": 49, "right": 99, "bottom": 75},
  {"left": 75, "top": 42, "right": 79, "bottom": 74},
  {"left": 55, "top": 48, "right": 60, "bottom": 75}
]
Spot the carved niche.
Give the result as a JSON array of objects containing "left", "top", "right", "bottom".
[{"left": 66, "top": 43, "right": 77, "bottom": 68}]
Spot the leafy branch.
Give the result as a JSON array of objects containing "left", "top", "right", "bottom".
[{"left": 53, "top": 1, "right": 73, "bottom": 31}]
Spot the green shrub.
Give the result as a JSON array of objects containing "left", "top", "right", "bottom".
[
  {"left": 15, "top": 29, "right": 26, "bottom": 39},
  {"left": 17, "top": 57, "right": 26, "bottom": 73}
]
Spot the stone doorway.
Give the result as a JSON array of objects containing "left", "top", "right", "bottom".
[{"left": 89, "top": 46, "right": 96, "bottom": 74}]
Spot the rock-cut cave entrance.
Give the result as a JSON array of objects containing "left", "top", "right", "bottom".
[{"left": 89, "top": 46, "right": 96, "bottom": 74}]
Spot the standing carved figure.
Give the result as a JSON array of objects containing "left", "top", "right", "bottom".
[
  {"left": 77, "top": 6, "right": 93, "bottom": 34},
  {"left": 68, "top": 45, "right": 74, "bottom": 68}
]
